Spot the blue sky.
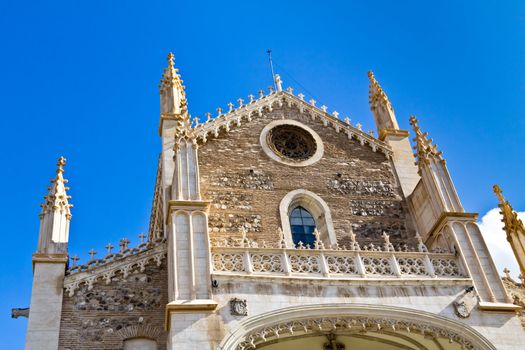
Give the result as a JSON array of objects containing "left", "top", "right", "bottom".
[{"left": 1, "top": 1, "right": 524, "bottom": 347}]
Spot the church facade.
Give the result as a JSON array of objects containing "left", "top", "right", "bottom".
[{"left": 23, "top": 54, "right": 525, "bottom": 349}]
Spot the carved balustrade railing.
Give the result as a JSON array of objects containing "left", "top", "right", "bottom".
[{"left": 211, "top": 246, "right": 466, "bottom": 280}]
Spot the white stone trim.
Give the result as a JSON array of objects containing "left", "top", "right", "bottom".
[
  {"left": 279, "top": 189, "right": 336, "bottom": 248},
  {"left": 217, "top": 303, "right": 496, "bottom": 350},
  {"left": 259, "top": 119, "right": 324, "bottom": 167}
]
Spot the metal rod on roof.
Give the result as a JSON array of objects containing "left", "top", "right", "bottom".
[{"left": 266, "top": 49, "right": 277, "bottom": 90}]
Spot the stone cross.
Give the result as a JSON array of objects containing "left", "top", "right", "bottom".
[
  {"left": 286, "top": 87, "right": 293, "bottom": 94},
  {"left": 139, "top": 233, "right": 146, "bottom": 244},
  {"left": 332, "top": 111, "right": 339, "bottom": 119},
  {"left": 309, "top": 99, "right": 316, "bottom": 106},
  {"left": 356, "top": 123, "right": 362, "bottom": 130},
  {"left": 321, "top": 105, "right": 328, "bottom": 112},
  {"left": 237, "top": 98, "right": 244, "bottom": 107},
  {"left": 119, "top": 238, "right": 130, "bottom": 252},
  {"left": 258, "top": 89, "right": 264, "bottom": 99},
  {"left": 193, "top": 117, "right": 199, "bottom": 126},
  {"left": 503, "top": 267, "right": 511, "bottom": 279},
  {"left": 88, "top": 249, "right": 97, "bottom": 261},
  {"left": 248, "top": 94, "right": 254, "bottom": 103},
  {"left": 268, "top": 86, "right": 274, "bottom": 93},
  {"left": 297, "top": 93, "right": 305, "bottom": 101},
  {"left": 105, "top": 242, "right": 114, "bottom": 255},
  {"left": 227, "top": 102, "right": 234, "bottom": 112},
  {"left": 216, "top": 107, "right": 222, "bottom": 116},
  {"left": 344, "top": 117, "right": 351, "bottom": 124},
  {"left": 70, "top": 254, "right": 79, "bottom": 267},
  {"left": 205, "top": 112, "right": 211, "bottom": 122},
  {"left": 369, "top": 130, "right": 374, "bottom": 136}
]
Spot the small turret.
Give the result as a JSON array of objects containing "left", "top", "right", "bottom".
[{"left": 368, "top": 71, "right": 399, "bottom": 134}]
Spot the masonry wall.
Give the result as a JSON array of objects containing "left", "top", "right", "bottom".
[
  {"left": 58, "top": 262, "right": 168, "bottom": 350},
  {"left": 198, "top": 104, "right": 415, "bottom": 247}
]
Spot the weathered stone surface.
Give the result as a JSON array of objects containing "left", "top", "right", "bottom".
[
  {"left": 58, "top": 262, "right": 167, "bottom": 349},
  {"left": 199, "top": 105, "right": 413, "bottom": 245}
]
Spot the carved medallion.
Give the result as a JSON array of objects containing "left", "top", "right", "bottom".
[{"left": 230, "top": 298, "right": 248, "bottom": 316}]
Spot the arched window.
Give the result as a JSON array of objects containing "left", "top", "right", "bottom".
[{"left": 290, "top": 206, "right": 316, "bottom": 247}]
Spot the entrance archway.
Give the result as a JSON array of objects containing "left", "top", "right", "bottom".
[{"left": 218, "top": 304, "right": 495, "bottom": 350}]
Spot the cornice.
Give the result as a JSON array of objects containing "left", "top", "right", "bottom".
[
  {"left": 427, "top": 212, "right": 478, "bottom": 239},
  {"left": 379, "top": 128, "right": 410, "bottom": 141}
]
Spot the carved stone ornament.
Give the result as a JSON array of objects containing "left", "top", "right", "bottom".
[
  {"left": 453, "top": 290, "right": 477, "bottom": 318},
  {"left": 230, "top": 298, "right": 248, "bottom": 316}
]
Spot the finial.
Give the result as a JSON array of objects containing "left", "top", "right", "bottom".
[
  {"left": 205, "top": 112, "right": 212, "bottom": 122},
  {"left": 70, "top": 254, "right": 79, "bottom": 267},
  {"left": 139, "top": 233, "right": 146, "bottom": 244},
  {"left": 88, "top": 249, "right": 97, "bottom": 261},
  {"left": 268, "top": 86, "right": 274, "bottom": 93},
  {"left": 227, "top": 102, "right": 234, "bottom": 112},
  {"left": 309, "top": 99, "right": 316, "bottom": 106},
  {"left": 493, "top": 184, "right": 525, "bottom": 237},
  {"left": 119, "top": 238, "right": 130, "bottom": 253},
  {"left": 409, "top": 116, "right": 444, "bottom": 171},
  {"left": 275, "top": 74, "right": 283, "bottom": 92},
  {"left": 298, "top": 93, "right": 305, "bottom": 101},
  {"left": 159, "top": 52, "right": 185, "bottom": 96},
  {"left": 216, "top": 107, "right": 222, "bottom": 116},
  {"left": 286, "top": 87, "right": 293, "bottom": 94},
  {"left": 258, "top": 89, "right": 264, "bottom": 99},
  {"left": 248, "top": 94, "right": 255, "bottom": 103},
  {"left": 368, "top": 70, "right": 393, "bottom": 112},
  {"left": 356, "top": 123, "right": 362, "bottom": 130},
  {"left": 332, "top": 111, "right": 339, "bottom": 119},
  {"left": 369, "top": 130, "right": 374, "bottom": 136},
  {"left": 105, "top": 242, "right": 114, "bottom": 255},
  {"left": 237, "top": 98, "right": 244, "bottom": 107},
  {"left": 344, "top": 117, "right": 351, "bottom": 124},
  {"left": 321, "top": 105, "right": 328, "bottom": 112},
  {"left": 40, "top": 156, "right": 73, "bottom": 218},
  {"left": 503, "top": 267, "right": 511, "bottom": 279}
]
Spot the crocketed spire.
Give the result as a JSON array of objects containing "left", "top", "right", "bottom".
[
  {"left": 368, "top": 71, "right": 399, "bottom": 132},
  {"left": 40, "top": 156, "right": 72, "bottom": 218},
  {"left": 493, "top": 184, "right": 525, "bottom": 237},
  {"left": 159, "top": 52, "right": 186, "bottom": 97},
  {"left": 368, "top": 70, "right": 393, "bottom": 113},
  {"left": 409, "top": 116, "right": 444, "bottom": 172}
]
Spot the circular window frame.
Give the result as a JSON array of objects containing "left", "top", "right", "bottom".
[{"left": 260, "top": 119, "right": 324, "bottom": 167}]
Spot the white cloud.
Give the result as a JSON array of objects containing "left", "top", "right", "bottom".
[{"left": 477, "top": 208, "right": 525, "bottom": 280}]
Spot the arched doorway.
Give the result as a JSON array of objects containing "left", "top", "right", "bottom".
[{"left": 218, "top": 304, "right": 496, "bottom": 350}]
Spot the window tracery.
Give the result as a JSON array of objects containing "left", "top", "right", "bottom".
[{"left": 268, "top": 125, "right": 316, "bottom": 161}]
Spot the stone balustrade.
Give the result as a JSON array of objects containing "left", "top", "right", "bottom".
[{"left": 211, "top": 246, "right": 466, "bottom": 281}]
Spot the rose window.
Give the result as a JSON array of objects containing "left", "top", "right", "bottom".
[{"left": 267, "top": 125, "right": 317, "bottom": 161}]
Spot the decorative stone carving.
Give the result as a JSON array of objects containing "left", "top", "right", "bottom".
[
  {"left": 208, "top": 191, "right": 253, "bottom": 210},
  {"left": 454, "top": 289, "right": 477, "bottom": 318},
  {"left": 267, "top": 124, "right": 317, "bottom": 161},
  {"left": 230, "top": 298, "right": 248, "bottom": 316},
  {"left": 349, "top": 200, "right": 404, "bottom": 217}
]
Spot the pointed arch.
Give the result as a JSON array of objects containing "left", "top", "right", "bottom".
[{"left": 279, "top": 189, "right": 337, "bottom": 248}]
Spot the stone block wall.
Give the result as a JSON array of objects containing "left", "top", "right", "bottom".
[
  {"left": 58, "top": 262, "right": 168, "bottom": 350},
  {"left": 199, "top": 105, "right": 414, "bottom": 246}
]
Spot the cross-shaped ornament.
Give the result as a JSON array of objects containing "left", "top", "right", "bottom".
[
  {"left": 205, "top": 112, "right": 211, "bottom": 122},
  {"left": 227, "top": 102, "right": 234, "bottom": 111},
  {"left": 105, "top": 242, "right": 114, "bottom": 255},
  {"left": 119, "top": 238, "right": 130, "bottom": 252},
  {"left": 237, "top": 98, "right": 244, "bottom": 107},
  {"left": 503, "top": 267, "right": 511, "bottom": 279},
  {"left": 70, "top": 255, "right": 79, "bottom": 267},
  {"left": 88, "top": 249, "right": 97, "bottom": 261},
  {"left": 139, "top": 233, "right": 146, "bottom": 244},
  {"left": 248, "top": 94, "right": 254, "bottom": 103}
]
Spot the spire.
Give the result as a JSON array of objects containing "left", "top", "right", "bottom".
[
  {"left": 493, "top": 184, "right": 525, "bottom": 238},
  {"left": 37, "top": 156, "right": 72, "bottom": 254},
  {"left": 409, "top": 116, "right": 444, "bottom": 172},
  {"left": 159, "top": 52, "right": 186, "bottom": 115},
  {"left": 368, "top": 71, "right": 399, "bottom": 132},
  {"left": 40, "top": 156, "right": 72, "bottom": 218}
]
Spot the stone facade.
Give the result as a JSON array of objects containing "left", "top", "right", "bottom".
[
  {"left": 58, "top": 262, "right": 168, "bottom": 349},
  {"left": 199, "top": 105, "right": 414, "bottom": 246},
  {"left": 23, "top": 56, "right": 525, "bottom": 350}
]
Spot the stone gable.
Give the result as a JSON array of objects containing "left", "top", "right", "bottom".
[{"left": 198, "top": 104, "right": 415, "bottom": 246}]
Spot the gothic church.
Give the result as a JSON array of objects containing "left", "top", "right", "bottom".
[{"left": 23, "top": 53, "right": 525, "bottom": 349}]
